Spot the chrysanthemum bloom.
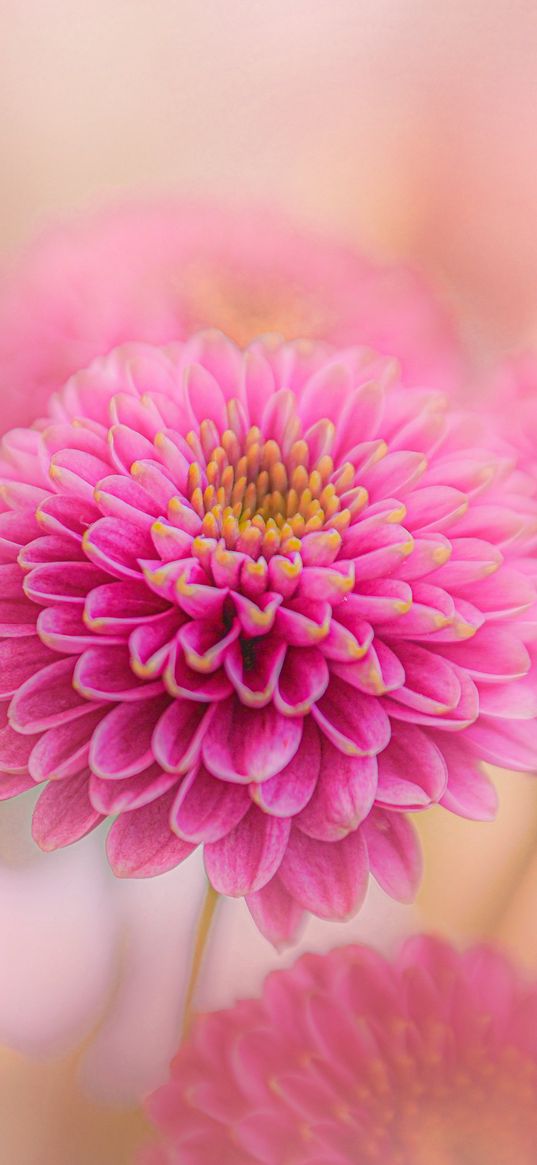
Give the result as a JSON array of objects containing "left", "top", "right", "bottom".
[
  {"left": 0, "top": 332, "right": 536, "bottom": 943},
  {"left": 0, "top": 201, "right": 462, "bottom": 430},
  {"left": 141, "top": 936, "right": 537, "bottom": 1165},
  {"left": 488, "top": 352, "right": 537, "bottom": 478}
]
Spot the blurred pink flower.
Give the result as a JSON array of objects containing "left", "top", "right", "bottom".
[
  {"left": 488, "top": 352, "right": 537, "bottom": 477},
  {"left": 0, "top": 332, "right": 536, "bottom": 944},
  {"left": 143, "top": 935, "right": 537, "bottom": 1164},
  {"left": 0, "top": 200, "right": 462, "bottom": 431}
]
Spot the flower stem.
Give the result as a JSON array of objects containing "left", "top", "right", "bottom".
[{"left": 182, "top": 880, "right": 220, "bottom": 1039}]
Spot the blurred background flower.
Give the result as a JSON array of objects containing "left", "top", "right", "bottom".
[{"left": 1, "top": 2, "right": 537, "bottom": 1161}]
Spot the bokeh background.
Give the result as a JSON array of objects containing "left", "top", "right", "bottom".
[{"left": 2, "top": 3, "right": 537, "bottom": 1161}]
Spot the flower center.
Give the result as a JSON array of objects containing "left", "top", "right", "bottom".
[
  {"left": 366, "top": 1038, "right": 537, "bottom": 1165},
  {"left": 181, "top": 399, "right": 364, "bottom": 559},
  {"left": 180, "top": 263, "right": 331, "bottom": 347}
]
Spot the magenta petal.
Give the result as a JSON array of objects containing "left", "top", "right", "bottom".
[
  {"left": 152, "top": 700, "right": 213, "bottom": 773},
  {"left": 84, "top": 579, "right": 168, "bottom": 631},
  {"left": 0, "top": 635, "right": 56, "bottom": 698},
  {"left": 463, "top": 716, "right": 537, "bottom": 773},
  {"left": 251, "top": 718, "right": 321, "bottom": 817},
  {"left": 89, "top": 695, "right": 168, "bottom": 778},
  {"left": 437, "top": 627, "right": 530, "bottom": 682},
  {"left": 279, "top": 827, "right": 369, "bottom": 920},
  {"left": 89, "top": 765, "right": 179, "bottom": 814},
  {"left": 74, "top": 644, "right": 162, "bottom": 701},
  {"left": 224, "top": 636, "right": 286, "bottom": 708},
  {"left": 23, "top": 561, "right": 108, "bottom": 606},
  {"left": 204, "top": 806, "right": 290, "bottom": 896},
  {"left": 274, "top": 647, "right": 329, "bottom": 716},
  {"left": 311, "top": 676, "right": 391, "bottom": 757},
  {"left": 246, "top": 874, "right": 304, "bottom": 949},
  {"left": 36, "top": 494, "right": 100, "bottom": 540},
  {"left": 0, "top": 511, "right": 41, "bottom": 559},
  {"left": 9, "top": 657, "right": 101, "bottom": 734},
  {"left": 18, "top": 533, "right": 86, "bottom": 568},
  {"left": 389, "top": 643, "right": 461, "bottom": 716},
  {"left": 172, "top": 765, "right": 250, "bottom": 843},
  {"left": 129, "top": 609, "right": 182, "bottom": 677},
  {"left": 28, "top": 707, "right": 105, "bottom": 782},
  {"left": 0, "top": 720, "right": 34, "bottom": 773},
  {"left": 37, "top": 605, "right": 126, "bottom": 652},
  {"left": 202, "top": 699, "right": 303, "bottom": 783},
  {"left": 164, "top": 643, "right": 232, "bottom": 702},
  {"left": 106, "top": 789, "right": 195, "bottom": 877},
  {"left": 296, "top": 738, "right": 378, "bottom": 841},
  {"left": 32, "top": 770, "right": 104, "bottom": 850},
  {"left": 0, "top": 770, "right": 37, "bottom": 799},
  {"left": 435, "top": 734, "right": 498, "bottom": 821},
  {"left": 375, "top": 723, "right": 448, "bottom": 810},
  {"left": 362, "top": 808, "right": 422, "bottom": 902},
  {"left": 82, "top": 516, "right": 152, "bottom": 580},
  {"left": 178, "top": 619, "right": 240, "bottom": 675}
]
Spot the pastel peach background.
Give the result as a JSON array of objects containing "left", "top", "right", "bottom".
[{"left": 2, "top": 3, "right": 537, "bottom": 1162}]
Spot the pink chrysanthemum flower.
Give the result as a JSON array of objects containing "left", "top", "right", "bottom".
[
  {"left": 488, "top": 352, "right": 537, "bottom": 478},
  {"left": 141, "top": 936, "right": 537, "bottom": 1165},
  {"left": 0, "top": 333, "right": 536, "bottom": 943},
  {"left": 0, "top": 201, "right": 462, "bottom": 430}
]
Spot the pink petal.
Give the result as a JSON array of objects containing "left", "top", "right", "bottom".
[
  {"left": 0, "top": 510, "right": 41, "bottom": 559},
  {"left": 171, "top": 765, "right": 250, "bottom": 843},
  {"left": 331, "top": 640, "right": 405, "bottom": 697},
  {"left": 82, "top": 516, "right": 152, "bottom": 580},
  {"left": 274, "top": 647, "right": 329, "bottom": 716},
  {"left": 164, "top": 644, "right": 232, "bottom": 702},
  {"left": 311, "top": 676, "right": 391, "bottom": 756},
  {"left": 89, "top": 765, "right": 179, "bottom": 814},
  {"left": 251, "top": 718, "right": 321, "bottom": 816},
  {"left": 32, "top": 770, "right": 104, "bottom": 850},
  {"left": 0, "top": 770, "right": 37, "bottom": 799},
  {"left": 23, "top": 561, "right": 108, "bottom": 606},
  {"left": 279, "top": 827, "right": 369, "bottom": 920},
  {"left": 463, "top": 717, "right": 537, "bottom": 773},
  {"left": 203, "top": 699, "right": 303, "bottom": 784},
  {"left": 347, "top": 578, "right": 413, "bottom": 622},
  {"left": 362, "top": 808, "right": 422, "bottom": 902},
  {"left": 106, "top": 789, "right": 195, "bottom": 877},
  {"left": 84, "top": 579, "right": 168, "bottom": 631},
  {"left": 129, "top": 609, "right": 182, "bottom": 677},
  {"left": 29, "top": 707, "right": 106, "bottom": 782},
  {"left": 0, "top": 720, "right": 34, "bottom": 773},
  {"left": 389, "top": 642, "right": 461, "bottom": 715},
  {"left": 435, "top": 734, "right": 498, "bottom": 821},
  {"left": 375, "top": 723, "right": 448, "bottom": 809},
  {"left": 275, "top": 600, "right": 330, "bottom": 647},
  {"left": 296, "top": 737, "right": 378, "bottom": 840},
  {"left": 89, "top": 695, "right": 168, "bottom": 778},
  {"left": 436, "top": 627, "right": 531, "bottom": 682},
  {"left": 18, "top": 533, "right": 86, "bottom": 568},
  {"left": 178, "top": 619, "right": 240, "bottom": 675},
  {"left": 9, "top": 657, "right": 101, "bottom": 734},
  {"left": 224, "top": 637, "right": 286, "bottom": 708},
  {"left": 152, "top": 700, "right": 213, "bottom": 773},
  {"left": 204, "top": 806, "right": 290, "bottom": 896},
  {"left": 49, "top": 448, "right": 112, "bottom": 497},
  {"left": 94, "top": 473, "right": 160, "bottom": 526},
  {"left": 36, "top": 494, "right": 100, "bottom": 540},
  {"left": 246, "top": 875, "right": 304, "bottom": 949},
  {"left": 0, "top": 635, "right": 56, "bottom": 698},
  {"left": 74, "top": 644, "right": 162, "bottom": 701},
  {"left": 37, "top": 605, "right": 125, "bottom": 653}
]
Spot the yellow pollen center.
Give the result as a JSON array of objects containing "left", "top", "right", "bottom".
[{"left": 184, "top": 401, "right": 364, "bottom": 556}]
